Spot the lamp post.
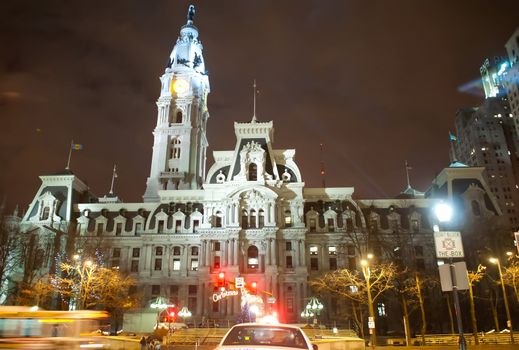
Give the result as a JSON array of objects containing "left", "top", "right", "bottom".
[
  {"left": 434, "top": 203, "right": 467, "bottom": 350},
  {"left": 361, "top": 255, "right": 376, "bottom": 347},
  {"left": 178, "top": 306, "right": 192, "bottom": 324},
  {"left": 300, "top": 309, "right": 314, "bottom": 325},
  {"left": 150, "top": 297, "right": 174, "bottom": 329},
  {"left": 304, "top": 297, "right": 323, "bottom": 326},
  {"left": 489, "top": 257, "right": 514, "bottom": 344}
]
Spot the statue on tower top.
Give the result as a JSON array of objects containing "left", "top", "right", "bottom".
[{"left": 187, "top": 5, "right": 195, "bottom": 23}]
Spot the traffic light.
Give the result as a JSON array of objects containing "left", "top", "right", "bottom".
[
  {"left": 218, "top": 272, "right": 225, "bottom": 288},
  {"left": 164, "top": 307, "right": 176, "bottom": 323},
  {"left": 250, "top": 281, "right": 257, "bottom": 295}
]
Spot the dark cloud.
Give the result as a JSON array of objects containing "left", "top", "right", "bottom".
[{"left": 1, "top": 0, "right": 518, "bottom": 210}]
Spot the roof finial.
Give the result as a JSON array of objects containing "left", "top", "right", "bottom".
[
  {"left": 187, "top": 4, "right": 195, "bottom": 24},
  {"left": 252, "top": 80, "right": 258, "bottom": 122}
]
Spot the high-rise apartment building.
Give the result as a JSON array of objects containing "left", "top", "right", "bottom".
[
  {"left": 453, "top": 56, "right": 519, "bottom": 229},
  {"left": 504, "top": 27, "right": 519, "bottom": 135}
]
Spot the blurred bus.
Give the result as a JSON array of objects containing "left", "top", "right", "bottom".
[{"left": 0, "top": 306, "right": 109, "bottom": 349}]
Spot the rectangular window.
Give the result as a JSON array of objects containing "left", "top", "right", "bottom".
[
  {"left": 132, "top": 248, "right": 140, "bottom": 258},
  {"left": 155, "top": 246, "right": 163, "bottom": 256},
  {"left": 175, "top": 220, "right": 182, "bottom": 232},
  {"left": 158, "top": 221, "right": 164, "bottom": 233},
  {"left": 309, "top": 219, "right": 316, "bottom": 232},
  {"left": 328, "top": 246, "right": 336, "bottom": 255},
  {"left": 327, "top": 218, "right": 334, "bottom": 232},
  {"left": 173, "top": 246, "right": 181, "bottom": 255},
  {"left": 97, "top": 223, "right": 103, "bottom": 235},
  {"left": 348, "top": 257, "right": 356, "bottom": 269},
  {"left": 113, "top": 248, "right": 121, "bottom": 258},
  {"left": 131, "top": 260, "right": 139, "bottom": 272},
  {"left": 154, "top": 258, "right": 162, "bottom": 271},
  {"left": 111, "top": 259, "right": 120, "bottom": 269},
  {"left": 115, "top": 223, "right": 122, "bottom": 236},
  {"left": 310, "top": 246, "right": 318, "bottom": 255},
  {"left": 191, "top": 246, "right": 199, "bottom": 256},
  {"left": 310, "top": 257, "right": 318, "bottom": 271},
  {"left": 172, "top": 259, "right": 181, "bottom": 271},
  {"left": 188, "top": 285, "right": 198, "bottom": 295},
  {"left": 329, "top": 257, "right": 337, "bottom": 270},
  {"left": 214, "top": 256, "right": 220, "bottom": 269},
  {"left": 188, "top": 297, "right": 197, "bottom": 313},
  {"left": 151, "top": 285, "right": 160, "bottom": 296},
  {"left": 347, "top": 245, "right": 355, "bottom": 255},
  {"left": 191, "top": 259, "right": 199, "bottom": 271},
  {"left": 285, "top": 241, "right": 292, "bottom": 251},
  {"left": 170, "top": 285, "right": 179, "bottom": 304},
  {"left": 214, "top": 242, "right": 221, "bottom": 251},
  {"left": 286, "top": 298, "right": 294, "bottom": 313},
  {"left": 135, "top": 223, "right": 142, "bottom": 233},
  {"left": 193, "top": 220, "right": 200, "bottom": 231},
  {"left": 286, "top": 255, "right": 293, "bottom": 268}
]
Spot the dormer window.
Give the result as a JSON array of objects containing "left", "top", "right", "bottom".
[
  {"left": 175, "top": 111, "right": 182, "bottom": 123},
  {"left": 248, "top": 163, "right": 258, "bottom": 181},
  {"left": 41, "top": 207, "right": 50, "bottom": 220}
]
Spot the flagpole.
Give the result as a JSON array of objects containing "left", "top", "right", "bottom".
[
  {"left": 405, "top": 160, "right": 411, "bottom": 188},
  {"left": 109, "top": 164, "right": 117, "bottom": 195},
  {"left": 65, "top": 140, "right": 73, "bottom": 170},
  {"left": 252, "top": 79, "right": 257, "bottom": 122}
]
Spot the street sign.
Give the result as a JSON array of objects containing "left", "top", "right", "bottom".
[
  {"left": 434, "top": 231, "right": 464, "bottom": 258},
  {"left": 267, "top": 297, "right": 276, "bottom": 304},
  {"left": 235, "top": 277, "right": 244, "bottom": 288},
  {"left": 368, "top": 321, "right": 375, "bottom": 329},
  {"left": 438, "top": 262, "right": 469, "bottom": 292}
]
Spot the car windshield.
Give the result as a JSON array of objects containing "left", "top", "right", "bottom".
[{"left": 222, "top": 325, "right": 308, "bottom": 349}]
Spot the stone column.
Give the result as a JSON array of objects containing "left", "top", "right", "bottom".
[
  {"left": 206, "top": 240, "right": 211, "bottom": 268},
  {"left": 233, "top": 239, "right": 239, "bottom": 266},
  {"left": 270, "top": 238, "right": 276, "bottom": 265}
]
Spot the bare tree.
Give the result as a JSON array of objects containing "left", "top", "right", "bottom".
[
  {"left": 310, "top": 263, "right": 396, "bottom": 345},
  {"left": 502, "top": 260, "right": 519, "bottom": 303},
  {"left": 16, "top": 276, "right": 55, "bottom": 307},
  {"left": 467, "top": 265, "right": 486, "bottom": 345}
]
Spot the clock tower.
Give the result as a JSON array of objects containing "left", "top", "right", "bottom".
[{"left": 144, "top": 5, "right": 210, "bottom": 202}]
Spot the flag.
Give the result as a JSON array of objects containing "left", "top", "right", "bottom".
[
  {"left": 449, "top": 132, "right": 458, "bottom": 142},
  {"left": 71, "top": 143, "right": 84, "bottom": 150}
]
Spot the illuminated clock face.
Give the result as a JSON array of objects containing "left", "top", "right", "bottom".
[{"left": 172, "top": 79, "right": 189, "bottom": 94}]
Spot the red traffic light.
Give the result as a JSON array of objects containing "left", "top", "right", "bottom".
[
  {"left": 218, "top": 272, "right": 225, "bottom": 287},
  {"left": 169, "top": 311, "right": 175, "bottom": 317}
]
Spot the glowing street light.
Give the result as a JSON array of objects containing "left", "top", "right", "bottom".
[
  {"left": 434, "top": 202, "right": 453, "bottom": 223},
  {"left": 300, "top": 309, "right": 314, "bottom": 324},
  {"left": 304, "top": 297, "right": 323, "bottom": 326},
  {"left": 489, "top": 257, "right": 514, "bottom": 344}
]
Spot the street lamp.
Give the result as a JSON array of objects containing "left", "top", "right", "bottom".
[
  {"left": 300, "top": 309, "right": 314, "bottom": 324},
  {"left": 434, "top": 203, "right": 466, "bottom": 350},
  {"left": 178, "top": 306, "right": 192, "bottom": 324},
  {"left": 304, "top": 297, "right": 323, "bottom": 326},
  {"left": 150, "top": 296, "right": 174, "bottom": 329},
  {"left": 360, "top": 257, "right": 377, "bottom": 347},
  {"left": 489, "top": 257, "right": 514, "bottom": 344}
]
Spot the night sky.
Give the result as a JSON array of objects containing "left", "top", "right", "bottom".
[{"left": 1, "top": 1, "right": 519, "bottom": 212}]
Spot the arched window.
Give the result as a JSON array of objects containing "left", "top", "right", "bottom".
[
  {"left": 170, "top": 139, "right": 181, "bottom": 159},
  {"left": 215, "top": 211, "right": 223, "bottom": 228},
  {"left": 248, "top": 163, "right": 257, "bottom": 181},
  {"left": 41, "top": 206, "right": 50, "bottom": 220},
  {"left": 175, "top": 111, "right": 182, "bottom": 123},
  {"left": 249, "top": 209, "right": 257, "bottom": 229},
  {"left": 247, "top": 245, "right": 258, "bottom": 270},
  {"left": 241, "top": 210, "right": 249, "bottom": 229},
  {"left": 284, "top": 210, "right": 292, "bottom": 228},
  {"left": 258, "top": 209, "right": 265, "bottom": 228},
  {"left": 471, "top": 201, "right": 481, "bottom": 216}
]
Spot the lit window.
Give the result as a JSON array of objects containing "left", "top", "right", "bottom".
[
  {"left": 349, "top": 285, "right": 358, "bottom": 293},
  {"left": 173, "top": 259, "right": 181, "bottom": 270},
  {"left": 377, "top": 302, "right": 386, "bottom": 316},
  {"left": 310, "top": 246, "right": 318, "bottom": 255},
  {"left": 191, "top": 259, "right": 199, "bottom": 271},
  {"left": 328, "top": 246, "right": 336, "bottom": 255}
]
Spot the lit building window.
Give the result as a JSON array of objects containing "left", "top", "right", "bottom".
[
  {"left": 377, "top": 302, "right": 386, "bottom": 316},
  {"left": 173, "top": 259, "right": 181, "bottom": 270},
  {"left": 328, "top": 246, "right": 336, "bottom": 255},
  {"left": 310, "top": 246, "right": 318, "bottom": 255},
  {"left": 191, "top": 259, "right": 199, "bottom": 271}
]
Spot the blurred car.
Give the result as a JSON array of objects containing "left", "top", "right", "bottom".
[{"left": 215, "top": 323, "right": 318, "bottom": 350}]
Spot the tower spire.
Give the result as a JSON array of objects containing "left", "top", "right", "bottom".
[{"left": 252, "top": 80, "right": 258, "bottom": 123}]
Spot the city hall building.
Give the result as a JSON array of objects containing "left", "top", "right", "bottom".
[{"left": 16, "top": 6, "right": 505, "bottom": 325}]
